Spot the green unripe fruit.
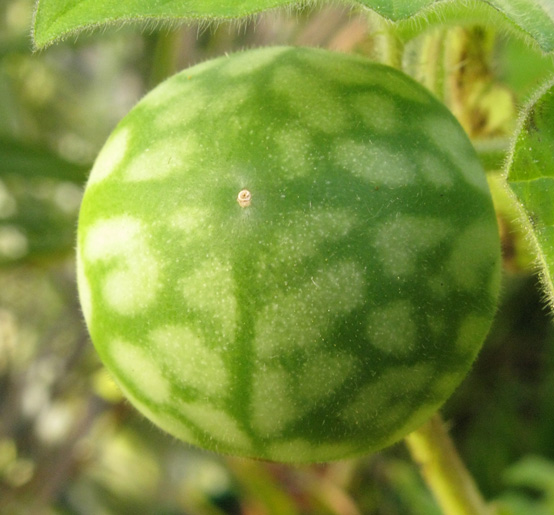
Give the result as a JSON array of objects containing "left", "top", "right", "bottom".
[{"left": 77, "top": 46, "right": 500, "bottom": 463}]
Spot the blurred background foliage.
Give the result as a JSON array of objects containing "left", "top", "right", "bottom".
[{"left": 1, "top": 0, "right": 554, "bottom": 513}]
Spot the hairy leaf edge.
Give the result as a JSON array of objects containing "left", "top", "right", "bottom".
[
  {"left": 31, "top": 0, "right": 316, "bottom": 50},
  {"left": 32, "top": 0, "right": 554, "bottom": 52},
  {"left": 504, "top": 74, "right": 554, "bottom": 312}
]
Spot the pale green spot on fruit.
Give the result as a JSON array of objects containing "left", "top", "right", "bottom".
[
  {"left": 141, "top": 76, "right": 198, "bottom": 111},
  {"left": 455, "top": 315, "right": 495, "bottom": 353},
  {"left": 207, "top": 83, "right": 253, "bottom": 119},
  {"left": 84, "top": 217, "right": 160, "bottom": 315},
  {"left": 416, "top": 151, "right": 455, "bottom": 189},
  {"left": 255, "top": 261, "right": 366, "bottom": 359},
  {"left": 110, "top": 338, "right": 171, "bottom": 405},
  {"left": 251, "top": 365, "right": 300, "bottom": 437},
  {"left": 271, "top": 65, "right": 348, "bottom": 134},
  {"left": 267, "top": 439, "right": 358, "bottom": 463},
  {"left": 306, "top": 441, "right": 368, "bottom": 462},
  {"left": 151, "top": 90, "right": 207, "bottom": 131},
  {"left": 148, "top": 325, "right": 229, "bottom": 397},
  {"left": 367, "top": 300, "right": 417, "bottom": 356},
  {"left": 124, "top": 136, "right": 193, "bottom": 182},
  {"left": 171, "top": 206, "right": 214, "bottom": 238},
  {"left": 457, "top": 157, "right": 490, "bottom": 194},
  {"left": 448, "top": 219, "right": 500, "bottom": 291},
  {"left": 334, "top": 140, "right": 416, "bottom": 187},
  {"left": 341, "top": 363, "right": 434, "bottom": 430},
  {"left": 84, "top": 216, "right": 140, "bottom": 261},
  {"left": 374, "top": 216, "right": 452, "bottom": 277},
  {"left": 274, "top": 127, "right": 313, "bottom": 179},
  {"left": 353, "top": 92, "right": 400, "bottom": 133},
  {"left": 299, "top": 351, "right": 357, "bottom": 404},
  {"left": 102, "top": 269, "right": 154, "bottom": 316},
  {"left": 424, "top": 116, "right": 488, "bottom": 192},
  {"left": 219, "top": 46, "right": 288, "bottom": 77},
  {"left": 140, "top": 74, "right": 210, "bottom": 131},
  {"left": 268, "top": 208, "right": 356, "bottom": 268},
  {"left": 180, "top": 259, "right": 237, "bottom": 342},
  {"left": 108, "top": 370, "right": 200, "bottom": 446},
  {"left": 430, "top": 370, "right": 462, "bottom": 403},
  {"left": 87, "top": 126, "right": 129, "bottom": 186},
  {"left": 265, "top": 439, "right": 314, "bottom": 462},
  {"left": 181, "top": 403, "right": 252, "bottom": 452},
  {"left": 145, "top": 409, "right": 200, "bottom": 447},
  {"left": 367, "top": 71, "right": 432, "bottom": 105}
]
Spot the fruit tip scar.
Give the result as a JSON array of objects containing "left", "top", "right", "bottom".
[{"left": 237, "top": 189, "right": 252, "bottom": 208}]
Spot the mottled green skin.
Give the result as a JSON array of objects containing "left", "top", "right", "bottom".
[{"left": 77, "top": 46, "right": 501, "bottom": 463}]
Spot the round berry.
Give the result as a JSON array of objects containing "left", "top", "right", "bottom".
[{"left": 77, "top": 46, "right": 501, "bottom": 463}]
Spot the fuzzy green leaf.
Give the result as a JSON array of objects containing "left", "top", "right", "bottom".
[
  {"left": 506, "top": 77, "right": 554, "bottom": 310},
  {"left": 32, "top": 0, "right": 554, "bottom": 52},
  {"left": 392, "top": 0, "right": 554, "bottom": 54},
  {"left": 32, "top": 0, "right": 294, "bottom": 49},
  {"left": 485, "top": 0, "right": 554, "bottom": 53}
]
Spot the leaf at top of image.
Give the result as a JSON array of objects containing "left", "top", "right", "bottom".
[
  {"left": 32, "top": 0, "right": 292, "bottom": 49},
  {"left": 32, "top": 0, "right": 554, "bottom": 52},
  {"left": 506, "top": 76, "right": 554, "bottom": 310}
]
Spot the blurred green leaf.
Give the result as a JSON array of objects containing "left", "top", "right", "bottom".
[
  {"left": 494, "top": 494, "right": 553, "bottom": 515},
  {"left": 0, "top": 138, "right": 87, "bottom": 266},
  {"left": 494, "top": 456, "right": 554, "bottom": 515},
  {"left": 503, "top": 455, "right": 554, "bottom": 495},
  {"left": 32, "top": 0, "right": 554, "bottom": 52},
  {"left": 0, "top": 176, "right": 81, "bottom": 266},
  {"left": 0, "top": 137, "right": 89, "bottom": 184},
  {"left": 506, "top": 77, "right": 554, "bottom": 311}
]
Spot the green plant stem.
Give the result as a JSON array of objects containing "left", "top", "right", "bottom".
[
  {"left": 381, "top": 24, "right": 404, "bottom": 69},
  {"left": 405, "top": 413, "right": 492, "bottom": 515},
  {"left": 367, "top": 12, "right": 404, "bottom": 69},
  {"left": 149, "top": 28, "right": 183, "bottom": 88}
]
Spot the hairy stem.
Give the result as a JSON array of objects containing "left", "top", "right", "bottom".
[{"left": 405, "top": 413, "right": 492, "bottom": 515}]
